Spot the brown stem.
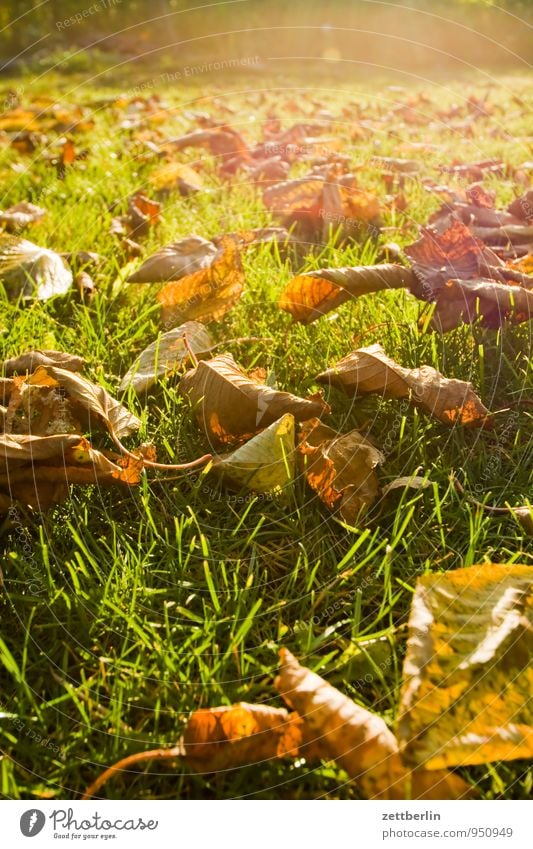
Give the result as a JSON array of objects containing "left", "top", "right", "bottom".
[
  {"left": 452, "top": 475, "right": 519, "bottom": 514},
  {"left": 82, "top": 745, "right": 183, "bottom": 800},
  {"left": 111, "top": 433, "right": 212, "bottom": 472}
]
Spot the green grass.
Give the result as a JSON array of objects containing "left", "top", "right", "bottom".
[{"left": 0, "top": 67, "right": 531, "bottom": 800}]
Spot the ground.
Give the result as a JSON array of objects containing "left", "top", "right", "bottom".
[{"left": 0, "top": 66, "right": 531, "bottom": 799}]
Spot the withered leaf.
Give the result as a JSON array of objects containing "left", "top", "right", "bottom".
[
  {"left": 179, "top": 353, "right": 329, "bottom": 445},
  {"left": 264, "top": 176, "right": 380, "bottom": 243},
  {"left": 0, "top": 202, "right": 46, "bottom": 233},
  {"left": 212, "top": 413, "right": 296, "bottom": 494},
  {"left": 317, "top": 344, "right": 491, "bottom": 427},
  {"left": 182, "top": 703, "right": 315, "bottom": 772},
  {"left": 275, "top": 649, "right": 472, "bottom": 800},
  {"left": 0, "top": 235, "right": 72, "bottom": 300},
  {"left": 279, "top": 263, "right": 415, "bottom": 324},
  {"left": 112, "top": 192, "right": 161, "bottom": 241},
  {"left": 167, "top": 127, "right": 250, "bottom": 163},
  {"left": 157, "top": 238, "right": 244, "bottom": 326},
  {"left": 119, "top": 321, "right": 214, "bottom": 394},
  {"left": 398, "top": 563, "right": 533, "bottom": 769},
  {"left": 432, "top": 277, "right": 533, "bottom": 331},
  {"left": 29, "top": 366, "right": 141, "bottom": 439},
  {"left": 127, "top": 236, "right": 217, "bottom": 284},
  {"left": 2, "top": 350, "right": 85, "bottom": 376},
  {"left": 298, "top": 418, "right": 383, "bottom": 522},
  {"left": 0, "top": 435, "right": 143, "bottom": 510},
  {"left": 404, "top": 218, "right": 509, "bottom": 298},
  {"left": 149, "top": 161, "right": 203, "bottom": 194},
  {"left": 82, "top": 703, "right": 321, "bottom": 799}
]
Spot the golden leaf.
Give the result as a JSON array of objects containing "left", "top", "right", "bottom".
[
  {"left": 157, "top": 239, "right": 244, "bottom": 326},
  {"left": 179, "top": 354, "right": 329, "bottom": 445},
  {"left": 317, "top": 344, "right": 491, "bottom": 427},
  {"left": 212, "top": 413, "right": 296, "bottom": 494},
  {"left": 298, "top": 418, "right": 383, "bottom": 522},
  {"left": 398, "top": 563, "right": 533, "bottom": 769}
]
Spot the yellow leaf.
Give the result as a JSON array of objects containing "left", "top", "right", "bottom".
[{"left": 398, "top": 562, "right": 533, "bottom": 769}]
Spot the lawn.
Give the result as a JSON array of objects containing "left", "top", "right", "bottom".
[{"left": 0, "top": 64, "right": 531, "bottom": 800}]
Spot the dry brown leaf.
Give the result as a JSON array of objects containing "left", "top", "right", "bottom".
[
  {"left": 26, "top": 366, "right": 141, "bottom": 439},
  {"left": 405, "top": 218, "right": 512, "bottom": 297},
  {"left": 432, "top": 277, "right": 533, "bottom": 332},
  {"left": 119, "top": 321, "right": 214, "bottom": 395},
  {"left": 0, "top": 235, "right": 72, "bottom": 301},
  {"left": 279, "top": 263, "right": 415, "bottom": 323},
  {"left": 316, "top": 344, "right": 491, "bottom": 427},
  {"left": 398, "top": 563, "right": 533, "bottom": 769},
  {"left": 298, "top": 418, "right": 383, "bottom": 522},
  {"left": 0, "top": 202, "right": 46, "bottom": 233},
  {"left": 127, "top": 235, "right": 217, "bottom": 284},
  {"left": 264, "top": 176, "right": 380, "bottom": 243},
  {"left": 276, "top": 649, "right": 473, "bottom": 800},
  {"left": 157, "top": 239, "right": 244, "bottom": 326},
  {"left": 82, "top": 702, "right": 322, "bottom": 799},
  {"left": 2, "top": 350, "right": 85, "bottom": 376},
  {"left": 149, "top": 161, "right": 203, "bottom": 194},
  {"left": 182, "top": 703, "right": 316, "bottom": 772},
  {"left": 0, "top": 434, "right": 143, "bottom": 509},
  {"left": 179, "top": 354, "right": 329, "bottom": 445},
  {"left": 111, "top": 192, "right": 161, "bottom": 241}
]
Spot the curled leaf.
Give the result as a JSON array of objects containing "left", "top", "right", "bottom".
[
  {"left": 27, "top": 366, "right": 141, "bottom": 439},
  {"left": 127, "top": 236, "right": 217, "bottom": 284},
  {"left": 398, "top": 563, "right": 533, "bottom": 769},
  {"left": 157, "top": 238, "right": 244, "bottom": 326},
  {"left": 0, "top": 202, "right": 46, "bottom": 233},
  {"left": 317, "top": 344, "right": 491, "bottom": 427},
  {"left": 0, "top": 235, "right": 72, "bottom": 300},
  {"left": 119, "top": 321, "right": 214, "bottom": 394},
  {"left": 179, "top": 354, "right": 329, "bottom": 445},
  {"left": 182, "top": 703, "right": 314, "bottom": 772},
  {"left": 279, "top": 263, "right": 415, "bottom": 324},
  {"left": 298, "top": 418, "right": 383, "bottom": 522},
  {"left": 2, "top": 350, "right": 85, "bottom": 376},
  {"left": 212, "top": 413, "right": 296, "bottom": 494},
  {"left": 276, "top": 649, "right": 472, "bottom": 800},
  {"left": 432, "top": 277, "right": 533, "bottom": 332}
]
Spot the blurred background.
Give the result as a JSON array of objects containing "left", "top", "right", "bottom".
[{"left": 1, "top": 1, "right": 532, "bottom": 79}]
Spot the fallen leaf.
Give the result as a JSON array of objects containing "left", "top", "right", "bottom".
[
  {"left": 404, "top": 218, "right": 508, "bottom": 298},
  {"left": 0, "top": 236, "right": 72, "bottom": 300},
  {"left": 275, "top": 649, "right": 471, "bottom": 799},
  {"left": 157, "top": 238, "right": 244, "bottom": 326},
  {"left": 2, "top": 350, "right": 85, "bottom": 376},
  {"left": 82, "top": 703, "right": 319, "bottom": 799},
  {"left": 149, "top": 161, "right": 203, "bottom": 194},
  {"left": 279, "top": 263, "right": 415, "bottom": 323},
  {"left": 127, "top": 236, "right": 217, "bottom": 283},
  {"left": 0, "top": 434, "right": 143, "bottom": 510},
  {"left": 298, "top": 418, "right": 383, "bottom": 522},
  {"left": 398, "top": 563, "right": 533, "bottom": 769},
  {"left": 432, "top": 277, "right": 533, "bottom": 332},
  {"left": 179, "top": 353, "right": 329, "bottom": 445},
  {"left": 182, "top": 703, "right": 313, "bottom": 771},
  {"left": 32, "top": 366, "right": 141, "bottom": 439},
  {"left": 119, "top": 321, "right": 214, "bottom": 394},
  {"left": 111, "top": 192, "right": 161, "bottom": 241},
  {"left": 317, "top": 344, "right": 491, "bottom": 426},
  {"left": 0, "top": 202, "right": 46, "bottom": 233},
  {"left": 212, "top": 413, "right": 296, "bottom": 494}
]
